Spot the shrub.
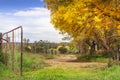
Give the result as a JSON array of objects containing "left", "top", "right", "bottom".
[
  {"left": 76, "top": 53, "right": 108, "bottom": 62},
  {"left": 58, "top": 46, "right": 68, "bottom": 54}
]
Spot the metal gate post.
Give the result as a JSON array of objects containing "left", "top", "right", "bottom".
[
  {"left": 12, "top": 31, "right": 14, "bottom": 71},
  {"left": 4, "top": 34, "right": 8, "bottom": 66},
  {"left": 0, "top": 33, "right": 2, "bottom": 52},
  {"left": 20, "top": 26, "right": 23, "bottom": 76}
]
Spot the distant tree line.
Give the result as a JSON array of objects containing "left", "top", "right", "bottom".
[{"left": 23, "top": 38, "right": 78, "bottom": 54}]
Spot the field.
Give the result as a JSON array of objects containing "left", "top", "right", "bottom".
[{"left": 0, "top": 53, "right": 120, "bottom": 80}]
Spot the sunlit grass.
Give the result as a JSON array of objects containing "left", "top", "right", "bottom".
[
  {"left": 2, "top": 65, "right": 120, "bottom": 80},
  {"left": 1, "top": 53, "right": 120, "bottom": 80}
]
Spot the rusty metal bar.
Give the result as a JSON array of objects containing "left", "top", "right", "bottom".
[
  {"left": 2, "top": 26, "right": 22, "bottom": 36},
  {"left": 8, "top": 37, "right": 10, "bottom": 51},
  {"left": 12, "top": 31, "right": 14, "bottom": 71},
  {"left": 5, "top": 33, "right": 8, "bottom": 66},
  {"left": 2, "top": 38, "right": 8, "bottom": 42},
  {"left": 20, "top": 26, "right": 23, "bottom": 76}
]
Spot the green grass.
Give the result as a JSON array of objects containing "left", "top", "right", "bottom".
[
  {"left": 22, "top": 53, "right": 49, "bottom": 72},
  {"left": 24, "top": 66, "right": 120, "bottom": 80},
  {"left": 96, "top": 66, "right": 120, "bottom": 80},
  {"left": 76, "top": 53, "right": 108, "bottom": 62},
  {"left": 0, "top": 62, "right": 16, "bottom": 80},
  {"left": 1, "top": 65, "right": 120, "bottom": 80},
  {"left": 1, "top": 53, "right": 120, "bottom": 80}
]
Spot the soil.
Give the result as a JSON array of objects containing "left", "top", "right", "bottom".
[{"left": 45, "top": 54, "right": 107, "bottom": 68}]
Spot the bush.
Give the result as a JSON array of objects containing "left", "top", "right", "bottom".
[
  {"left": 76, "top": 53, "right": 108, "bottom": 62},
  {"left": 58, "top": 46, "right": 68, "bottom": 54}
]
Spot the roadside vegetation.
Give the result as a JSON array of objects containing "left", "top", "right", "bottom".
[{"left": 0, "top": 53, "right": 120, "bottom": 80}]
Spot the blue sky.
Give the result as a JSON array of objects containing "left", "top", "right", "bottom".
[
  {"left": 0, "top": 0, "right": 44, "bottom": 12},
  {"left": 0, "top": 0, "right": 63, "bottom": 42}
]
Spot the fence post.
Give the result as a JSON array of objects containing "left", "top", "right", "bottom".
[
  {"left": 5, "top": 34, "right": 9, "bottom": 66},
  {"left": 12, "top": 31, "right": 14, "bottom": 71},
  {"left": 0, "top": 33, "right": 2, "bottom": 52}
]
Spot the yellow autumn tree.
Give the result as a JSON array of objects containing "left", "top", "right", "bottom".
[{"left": 44, "top": 0, "right": 120, "bottom": 65}]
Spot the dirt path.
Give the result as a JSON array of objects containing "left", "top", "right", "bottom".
[{"left": 45, "top": 55, "right": 107, "bottom": 69}]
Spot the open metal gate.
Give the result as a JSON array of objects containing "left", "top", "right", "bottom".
[{"left": 0, "top": 26, "right": 23, "bottom": 76}]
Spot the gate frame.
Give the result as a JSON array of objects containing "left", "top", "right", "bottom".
[{"left": 2, "top": 26, "right": 23, "bottom": 76}]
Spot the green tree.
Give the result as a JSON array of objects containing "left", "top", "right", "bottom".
[
  {"left": 23, "top": 38, "right": 31, "bottom": 52},
  {"left": 58, "top": 46, "right": 68, "bottom": 54}
]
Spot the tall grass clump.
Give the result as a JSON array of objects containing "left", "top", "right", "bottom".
[
  {"left": 0, "top": 62, "right": 16, "bottom": 80},
  {"left": 23, "top": 53, "right": 49, "bottom": 72},
  {"left": 0, "top": 52, "right": 4, "bottom": 63},
  {"left": 94, "top": 65, "right": 120, "bottom": 80}
]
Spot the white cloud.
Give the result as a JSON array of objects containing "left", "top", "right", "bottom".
[
  {"left": 0, "top": 7, "right": 63, "bottom": 42},
  {"left": 14, "top": 7, "right": 50, "bottom": 17},
  {"left": 40, "top": 0, "right": 43, "bottom": 2}
]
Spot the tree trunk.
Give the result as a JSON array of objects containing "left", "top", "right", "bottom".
[
  {"left": 90, "top": 41, "right": 96, "bottom": 55},
  {"left": 107, "top": 47, "right": 112, "bottom": 67},
  {"left": 118, "top": 45, "right": 120, "bottom": 61}
]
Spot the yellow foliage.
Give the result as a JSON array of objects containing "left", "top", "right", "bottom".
[
  {"left": 94, "top": 16, "right": 102, "bottom": 22},
  {"left": 95, "top": 25, "right": 101, "bottom": 29},
  {"left": 57, "top": 46, "right": 62, "bottom": 50},
  {"left": 105, "top": 25, "right": 109, "bottom": 30},
  {"left": 65, "top": 46, "right": 70, "bottom": 50},
  {"left": 45, "top": 0, "right": 120, "bottom": 42},
  {"left": 27, "top": 46, "right": 32, "bottom": 50},
  {"left": 118, "top": 25, "right": 120, "bottom": 34}
]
